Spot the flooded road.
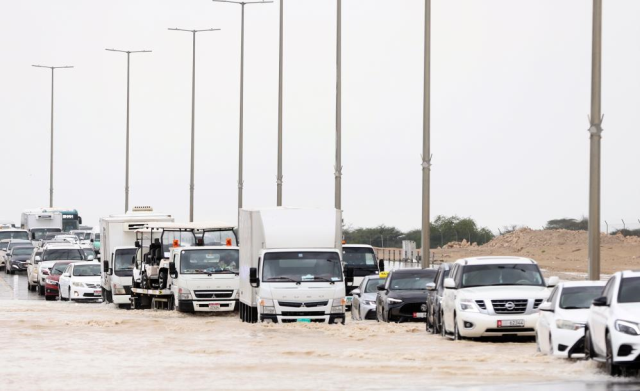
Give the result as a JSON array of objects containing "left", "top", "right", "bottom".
[{"left": 0, "top": 269, "right": 43, "bottom": 300}]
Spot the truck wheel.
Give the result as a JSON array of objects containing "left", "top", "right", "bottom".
[
  {"left": 141, "top": 273, "right": 149, "bottom": 289},
  {"left": 158, "top": 270, "right": 167, "bottom": 290},
  {"left": 168, "top": 295, "right": 175, "bottom": 311}
]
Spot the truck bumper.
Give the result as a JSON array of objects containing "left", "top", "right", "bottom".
[
  {"left": 260, "top": 313, "right": 345, "bottom": 324},
  {"left": 112, "top": 294, "right": 131, "bottom": 305},
  {"left": 177, "top": 300, "right": 238, "bottom": 313}
]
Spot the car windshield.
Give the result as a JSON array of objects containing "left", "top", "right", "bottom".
[
  {"left": 389, "top": 271, "right": 437, "bottom": 290},
  {"left": 201, "top": 230, "right": 237, "bottom": 246},
  {"left": 0, "top": 231, "right": 29, "bottom": 241},
  {"left": 115, "top": 248, "right": 137, "bottom": 275},
  {"left": 263, "top": 252, "right": 343, "bottom": 282},
  {"left": 461, "top": 264, "right": 545, "bottom": 288},
  {"left": 618, "top": 277, "right": 640, "bottom": 304},
  {"left": 43, "top": 249, "right": 84, "bottom": 261},
  {"left": 51, "top": 263, "right": 70, "bottom": 275},
  {"left": 73, "top": 264, "right": 100, "bottom": 277},
  {"left": 12, "top": 247, "right": 34, "bottom": 256},
  {"left": 0, "top": 242, "right": 7, "bottom": 251},
  {"left": 32, "top": 229, "right": 61, "bottom": 240},
  {"left": 559, "top": 286, "right": 604, "bottom": 309},
  {"left": 180, "top": 249, "right": 239, "bottom": 274},
  {"left": 8, "top": 242, "right": 31, "bottom": 251},
  {"left": 343, "top": 247, "right": 378, "bottom": 269},
  {"left": 365, "top": 278, "right": 385, "bottom": 293}
]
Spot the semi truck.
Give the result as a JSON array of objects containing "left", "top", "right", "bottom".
[
  {"left": 129, "top": 222, "right": 240, "bottom": 313},
  {"left": 342, "top": 244, "right": 380, "bottom": 309},
  {"left": 99, "top": 207, "right": 174, "bottom": 307},
  {"left": 238, "top": 207, "right": 350, "bottom": 324}
]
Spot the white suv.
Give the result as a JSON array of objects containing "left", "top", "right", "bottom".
[
  {"left": 441, "top": 256, "right": 557, "bottom": 339},
  {"left": 585, "top": 270, "right": 640, "bottom": 376}
]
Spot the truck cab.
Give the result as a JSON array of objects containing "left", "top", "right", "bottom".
[{"left": 342, "top": 244, "right": 380, "bottom": 308}]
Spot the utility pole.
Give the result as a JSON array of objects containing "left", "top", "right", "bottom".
[
  {"left": 32, "top": 65, "right": 74, "bottom": 208},
  {"left": 211, "top": 1, "right": 272, "bottom": 220},
  {"left": 588, "top": 0, "right": 603, "bottom": 281},
  {"left": 105, "top": 48, "right": 152, "bottom": 213},
  {"left": 335, "top": 0, "right": 342, "bottom": 212},
  {"left": 169, "top": 27, "right": 220, "bottom": 222},
  {"left": 276, "top": 0, "right": 284, "bottom": 206},
  {"left": 421, "top": 0, "right": 431, "bottom": 268}
]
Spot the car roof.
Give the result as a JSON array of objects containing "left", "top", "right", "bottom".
[
  {"left": 621, "top": 270, "right": 640, "bottom": 278},
  {"left": 8, "top": 239, "right": 31, "bottom": 243},
  {"left": 454, "top": 256, "right": 537, "bottom": 265},
  {"left": 392, "top": 268, "right": 436, "bottom": 274},
  {"left": 44, "top": 244, "right": 82, "bottom": 250},
  {"left": 343, "top": 244, "right": 375, "bottom": 249},
  {"left": 559, "top": 281, "right": 606, "bottom": 288},
  {"left": 363, "top": 275, "right": 384, "bottom": 281},
  {"left": 71, "top": 261, "right": 99, "bottom": 267}
]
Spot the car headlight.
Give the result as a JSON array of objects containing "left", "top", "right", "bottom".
[
  {"left": 556, "top": 320, "right": 585, "bottom": 331},
  {"left": 387, "top": 298, "right": 402, "bottom": 304},
  {"left": 615, "top": 320, "right": 640, "bottom": 336},
  {"left": 178, "top": 287, "right": 191, "bottom": 301},
  {"left": 72, "top": 282, "right": 84, "bottom": 287},
  {"left": 363, "top": 300, "right": 376, "bottom": 306},
  {"left": 45, "top": 279, "right": 58, "bottom": 285},
  {"left": 459, "top": 299, "right": 479, "bottom": 312}
]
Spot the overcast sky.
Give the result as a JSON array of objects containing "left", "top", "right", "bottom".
[{"left": 1, "top": 0, "right": 639, "bottom": 233}]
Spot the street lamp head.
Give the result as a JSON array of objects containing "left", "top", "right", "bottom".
[
  {"left": 106, "top": 48, "right": 152, "bottom": 54},
  {"left": 211, "top": 0, "right": 273, "bottom": 4},
  {"left": 168, "top": 28, "right": 221, "bottom": 33},
  {"left": 32, "top": 65, "right": 74, "bottom": 69}
]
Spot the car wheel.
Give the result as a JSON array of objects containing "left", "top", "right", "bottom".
[
  {"left": 606, "top": 333, "right": 621, "bottom": 377},
  {"left": 58, "top": 289, "right": 64, "bottom": 301},
  {"left": 38, "top": 284, "right": 45, "bottom": 296},
  {"left": 158, "top": 270, "right": 167, "bottom": 290},
  {"left": 453, "top": 314, "right": 462, "bottom": 341},
  {"left": 441, "top": 312, "right": 447, "bottom": 338},
  {"left": 584, "top": 327, "right": 594, "bottom": 359},
  {"left": 68, "top": 288, "right": 74, "bottom": 302},
  {"left": 168, "top": 295, "right": 175, "bottom": 311},
  {"left": 549, "top": 334, "right": 554, "bottom": 355},
  {"left": 45, "top": 294, "right": 55, "bottom": 301}
]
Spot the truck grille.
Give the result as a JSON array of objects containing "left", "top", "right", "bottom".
[
  {"left": 278, "top": 301, "right": 328, "bottom": 308},
  {"left": 281, "top": 311, "right": 325, "bottom": 317},
  {"left": 281, "top": 319, "right": 325, "bottom": 323},
  {"left": 475, "top": 300, "right": 487, "bottom": 310},
  {"left": 491, "top": 299, "right": 528, "bottom": 314},
  {"left": 194, "top": 290, "right": 233, "bottom": 299}
]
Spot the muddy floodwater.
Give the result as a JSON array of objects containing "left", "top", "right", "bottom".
[{"left": 2, "top": 297, "right": 637, "bottom": 390}]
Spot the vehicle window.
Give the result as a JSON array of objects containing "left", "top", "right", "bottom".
[
  {"left": 618, "top": 277, "right": 640, "bottom": 304},
  {"left": 0, "top": 242, "right": 7, "bottom": 251},
  {"left": 460, "top": 264, "right": 545, "bottom": 288},
  {"left": 0, "top": 231, "right": 29, "bottom": 241},
  {"left": 433, "top": 269, "right": 442, "bottom": 284},
  {"left": 43, "top": 249, "right": 84, "bottom": 261},
  {"left": 82, "top": 248, "right": 96, "bottom": 258},
  {"left": 180, "top": 249, "right": 239, "bottom": 274},
  {"left": 388, "top": 271, "right": 437, "bottom": 290},
  {"left": 202, "top": 230, "right": 237, "bottom": 247},
  {"left": 602, "top": 277, "right": 615, "bottom": 304},
  {"left": 262, "top": 252, "right": 342, "bottom": 282},
  {"left": 33, "top": 251, "right": 43, "bottom": 264},
  {"left": 65, "top": 265, "right": 72, "bottom": 274},
  {"left": 72, "top": 264, "right": 101, "bottom": 277},
  {"left": 365, "top": 278, "right": 385, "bottom": 293},
  {"left": 51, "top": 263, "right": 70, "bottom": 276},
  {"left": 560, "top": 286, "right": 605, "bottom": 309},
  {"left": 12, "top": 247, "right": 35, "bottom": 256},
  {"left": 343, "top": 247, "right": 377, "bottom": 267},
  {"left": 162, "top": 231, "right": 195, "bottom": 253},
  {"left": 114, "top": 248, "right": 136, "bottom": 276},
  {"left": 439, "top": 269, "right": 450, "bottom": 287},
  {"left": 8, "top": 242, "right": 31, "bottom": 251},
  {"left": 546, "top": 286, "right": 558, "bottom": 303}
]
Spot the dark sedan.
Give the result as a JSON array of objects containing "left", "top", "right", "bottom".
[
  {"left": 425, "top": 263, "right": 451, "bottom": 334},
  {"left": 5, "top": 246, "right": 35, "bottom": 274},
  {"left": 376, "top": 268, "right": 437, "bottom": 323}
]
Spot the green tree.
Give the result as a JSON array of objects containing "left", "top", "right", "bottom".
[{"left": 544, "top": 217, "right": 588, "bottom": 231}]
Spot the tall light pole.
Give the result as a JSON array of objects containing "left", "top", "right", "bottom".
[
  {"left": 211, "top": 0, "right": 273, "bottom": 218},
  {"left": 421, "top": 0, "right": 431, "bottom": 268},
  {"left": 335, "top": 0, "right": 342, "bottom": 212},
  {"left": 32, "top": 64, "right": 74, "bottom": 208},
  {"left": 169, "top": 27, "right": 220, "bottom": 222},
  {"left": 105, "top": 48, "right": 152, "bottom": 213},
  {"left": 277, "top": 0, "right": 284, "bottom": 206},
  {"left": 588, "top": 0, "right": 603, "bottom": 281}
]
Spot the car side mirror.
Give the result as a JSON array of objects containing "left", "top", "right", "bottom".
[
  {"left": 351, "top": 288, "right": 361, "bottom": 296},
  {"left": 169, "top": 261, "right": 178, "bottom": 278},
  {"left": 546, "top": 276, "right": 559, "bottom": 288},
  {"left": 249, "top": 267, "right": 259, "bottom": 288},
  {"left": 444, "top": 278, "right": 456, "bottom": 289},
  {"left": 90, "top": 239, "right": 94, "bottom": 243},
  {"left": 35, "top": 256, "right": 41, "bottom": 262},
  {"left": 538, "top": 302, "right": 554, "bottom": 312},
  {"left": 426, "top": 282, "right": 436, "bottom": 291},
  {"left": 377, "top": 284, "right": 386, "bottom": 291},
  {"left": 592, "top": 296, "right": 608, "bottom": 307}
]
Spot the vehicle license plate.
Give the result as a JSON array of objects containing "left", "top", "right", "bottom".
[
  {"left": 413, "top": 312, "right": 426, "bottom": 318},
  {"left": 209, "top": 303, "right": 220, "bottom": 310},
  {"left": 346, "top": 296, "right": 353, "bottom": 304},
  {"left": 297, "top": 318, "right": 311, "bottom": 323},
  {"left": 94, "top": 290, "right": 101, "bottom": 295},
  {"left": 498, "top": 319, "right": 525, "bottom": 327}
]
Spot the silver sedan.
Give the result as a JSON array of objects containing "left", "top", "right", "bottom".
[{"left": 351, "top": 276, "right": 385, "bottom": 321}]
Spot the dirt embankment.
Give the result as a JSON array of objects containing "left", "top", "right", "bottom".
[{"left": 433, "top": 228, "right": 640, "bottom": 275}]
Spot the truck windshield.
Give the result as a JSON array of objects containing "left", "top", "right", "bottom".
[
  {"left": 461, "top": 264, "right": 545, "bottom": 288},
  {"left": 162, "top": 231, "right": 195, "bottom": 253},
  {"left": 202, "top": 230, "right": 237, "bottom": 246},
  {"left": 180, "top": 249, "right": 239, "bottom": 274},
  {"left": 262, "top": 252, "right": 343, "bottom": 283},
  {"left": 114, "top": 249, "right": 136, "bottom": 277},
  {"left": 43, "top": 249, "right": 84, "bottom": 261},
  {"left": 343, "top": 247, "right": 378, "bottom": 275},
  {"left": 0, "top": 231, "right": 29, "bottom": 241},
  {"left": 32, "top": 228, "right": 62, "bottom": 240}
]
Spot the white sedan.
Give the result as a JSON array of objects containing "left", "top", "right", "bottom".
[
  {"left": 537, "top": 281, "right": 605, "bottom": 358},
  {"left": 58, "top": 262, "right": 102, "bottom": 302}
]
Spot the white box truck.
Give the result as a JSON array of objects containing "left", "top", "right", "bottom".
[
  {"left": 21, "top": 209, "right": 63, "bottom": 243},
  {"left": 238, "top": 207, "right": 349, "bottom": 324},
  {"left": 99, "top": 207, "right": 173, "bottom": 307}
]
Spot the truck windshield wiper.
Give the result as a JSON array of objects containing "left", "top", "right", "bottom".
[
  {"left": 302, "top": 276, "right": 335, "bottom": 283},
  {"left": 265, "top": 276, "right": 298, "bottom": 282}
]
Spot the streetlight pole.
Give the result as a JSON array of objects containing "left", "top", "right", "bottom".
[
  {"left": 421, "top": 0, "right": 431, "bottom": 268},
  {"left": 277, "top": 0, "right": 284, "bottom": 206},
  {"left": 32, "top": 65, "right": 74, "bottom": 208},
  {"left": 105, "top": 49, "right": 152, "bottom": 213},
  {"left": 211, "top": 0, "right": 272, "bottom": 218},
  {"left": 169, "top": 27, "right": 220, "bottom": 222},
  {"left": 335, "top": 0, "right": 342, "bottom": 212},
  {"left": 588, "top": 0, "right": 603, "bottom": 281}
]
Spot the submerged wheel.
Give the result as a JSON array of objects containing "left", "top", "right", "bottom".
[
  {"left": 453, "top": 315, "right": 462, "bottom": 341},
  {"left": 584, "top": 327, "right": 594, "bottom": 359},
  {"left": 606, "top": 333, "right": 621, "bottom": 377}
]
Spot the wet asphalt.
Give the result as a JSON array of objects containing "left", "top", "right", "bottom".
[{"left": 0, "top": 268, "right": 43, "bottom": 300}]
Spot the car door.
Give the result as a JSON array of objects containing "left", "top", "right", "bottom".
[
  {"left": 538, "top": 286, "right": 559, "bottom": 352},
  {"left": 442, "top": 265, "right": 459, "bottom": 333},
  {"left": 59, "top": 264, "right": 72, "bottom": 297},
  {"left": 591, "top": 276, "right": 615, "bottom": 356}
]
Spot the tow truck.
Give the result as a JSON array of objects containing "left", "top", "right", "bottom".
[{"left": 129, "top": 222, "right": 239, "bottom": 312}]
